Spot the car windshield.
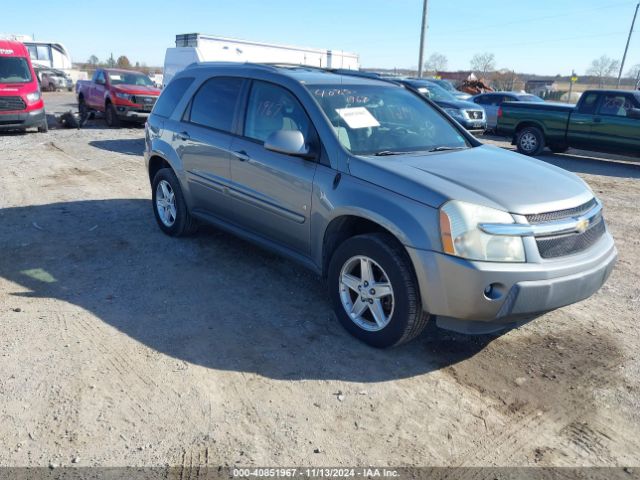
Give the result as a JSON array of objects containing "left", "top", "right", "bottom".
[
  {"left": 412, "top": 82, "right": 458, "bottom": 102},
  {"left": 0, "top": 57, "right": 32, "bottom": 83},
  {"left": 309, "top": 83, "right": 470, "bottom": 156},
  {"left": 434, "top": 80, "right": 456, "bottom": 92},
  {"left": 108, "top": 71, "right": 154, "bottom": 87},
  {"left": 518, "top": 94, "right": 544, "bottom": 103}
]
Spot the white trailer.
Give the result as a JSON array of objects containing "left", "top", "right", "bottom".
[{"left": 163, "top": 33, "right": 359, "bottom": 87}]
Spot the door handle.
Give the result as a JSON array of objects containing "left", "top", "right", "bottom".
[
  {"left": 176, "top": 131, "right": 190, "bottom": 141},
  {"left": 233, "top": 150, "right": 250, "bottom": 162}
]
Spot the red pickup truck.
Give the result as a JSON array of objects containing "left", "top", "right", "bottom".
[{"left": 76, "top": 68, "right": 160, "bottom": 127}]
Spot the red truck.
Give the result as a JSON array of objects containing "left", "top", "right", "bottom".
[
  {"left": 0, "top": 40, "right": 48, "bottom": 133},
  {"left": 76, "top": 68, "right": 161, "bottom": 127}
]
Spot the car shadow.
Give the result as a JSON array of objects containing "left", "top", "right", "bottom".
[
  {"left": 0, "top": 199, "right": 499, "bottom": 382},
  {"left": 89, "top": 139, "right": 145, "bottom": 156}
]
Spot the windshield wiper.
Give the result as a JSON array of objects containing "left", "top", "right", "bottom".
[
  {"left": 428, "top": 146, "right": 466, "bottom": 152},
  {"left": 373, "top": 150, "right": 408, "bottom": 156}
]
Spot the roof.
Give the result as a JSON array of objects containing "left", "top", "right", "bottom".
[
  {"left": 185, "top": 62, "right": 398, "bottom": 87},
  {"left": 0, "top": 39, "right": 28, "bottom": 55},
  {"left": 102, "top": 68, "right": 148, "bottom": 75}
]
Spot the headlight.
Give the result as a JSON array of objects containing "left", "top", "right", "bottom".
[
  {"left": 439, "top": 200, "right": 525, "bottom": 262},
  {"left": 114, "top": 92, "right": 132, "bottom": 100},
  {"left": 444, "top": 108, "right": 464, "bottom": 120},
  {"left": 26, "top": 91, "right": 41, "bottom": 103}
]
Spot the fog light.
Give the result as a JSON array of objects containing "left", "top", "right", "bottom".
[{"left": 483, "top": 283, "right": 505, "bottom": 300}]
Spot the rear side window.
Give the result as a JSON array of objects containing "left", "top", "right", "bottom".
[
  {"left": 188, "top": 77, "right": 243, "bottom": 132},
  {"left": 578, "top": 93, "right": 600, "bottom": 114},
  {"left": 153, "top": 77, "right": 194, "bottom": 118}
]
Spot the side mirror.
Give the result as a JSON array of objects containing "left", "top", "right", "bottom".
[
  {"left": 627, "top": 108, "right": 640, "bottom": 119},
  {"left": 264, "top": 130, "right": 311, "bottom": 158}
]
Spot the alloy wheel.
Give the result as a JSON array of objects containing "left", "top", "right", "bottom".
[{"left": 155, "top": 180, "right": 177, "bottom": 227}]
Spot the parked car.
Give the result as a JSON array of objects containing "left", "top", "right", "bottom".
[
  {"left": 399, "top": 78, "right": 486, "bottom": 131},
  {"left": 145, "top": 64, "right": 616, "bottom": 347},
  {"left": 471, "top": 92, "right": 544, "bottom": 130},
  {"left": 428, "top": 78, "right": 471, "bottom": 101},
  {"left": 36, "top": 67, "right": 73, "bottom": 92},
  {"left": 497, "top": 89, "right": 640, "bottom": 157},
  {"left": 0, "top": 39, "right": 48, "bottom": 133},
  {"left": 76, "top": 68, "right": 161, "bottom": 127}
]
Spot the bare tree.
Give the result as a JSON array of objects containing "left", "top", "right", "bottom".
[
  {"left": 424, "top": 53, "right": 448, "bottom": 74},
  {"left": 587, "top": 55, "right": 620, "bottom": 87},
  {"left": 491, "top": 69, "right": 521, "bottom": 91},
  {"left": 627, "top": 63, "right": 640, "bottom": 87},
  {"left": 470, "top": 52, "right": 496, "bottom": 78},
  {"left": 87, "top": 55, "right": 100, "bottom": 66}
]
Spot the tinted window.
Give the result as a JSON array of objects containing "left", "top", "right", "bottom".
[
  {"left": 95, "top": 71, "right": 106, "bottom": 84},
  {"left": 189, "top": 77, "right": 243, "bottom": 132},
  {"left": 598, "top": 94, "right": 634, "bottom": 117},
  {"left": 518, "top": 94, "right": 544, "bottom": 103},
  {"left": 309, "top": 83, "right": 470, "bottom": 155},
  {"left": 578, "top": 93, "right": 600, "bottom": 114},
  {"left": 153, "top": 77, "right": 194, "bottom": 118},
  {"left": 0, "top": 57, "right": 32, "bottom": 83},
  {"left": 473, "top": 95, "right": 489, "bottom": 105},
  {"left": 244, "top": 81, "right": 312, "bottom": 142}
]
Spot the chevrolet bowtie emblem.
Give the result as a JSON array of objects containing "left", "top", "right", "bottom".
[{"left": 575, "top": 218, "right": 590, "bottom": 234}]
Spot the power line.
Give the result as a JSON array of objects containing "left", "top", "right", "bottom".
[{"left": 436, "top": 1, "right": 635, "bottom": 36}]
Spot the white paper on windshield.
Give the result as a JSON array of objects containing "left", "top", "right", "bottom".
[
  {"left": 109, "top": 74, "right": 122, "bottom": 81},
  {"left": 336, "top": 107, "right": 380, "bottom": 129}
]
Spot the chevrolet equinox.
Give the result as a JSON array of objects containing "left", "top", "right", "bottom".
[{"left": 144, "top": 63, "right": 617, "bottom": 348}]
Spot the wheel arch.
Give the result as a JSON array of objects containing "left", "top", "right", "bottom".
[
  {"left": 321, "top": 214, "right": 411, "bottom": 278},
  {"left": 515, "top": 120, "right": 546, "bottom": 137}
]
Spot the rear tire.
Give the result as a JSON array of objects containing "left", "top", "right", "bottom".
[
  {"left": 105, "top": 102, "right": 120, "bottom": 128},
  {"left": 516, "top": 126, "right": 545, "bottom": 156},
  {"left": 151, "top": 168, "right": 198, "bottom": 237},
  {"left": 328, "top": 233, "right": 429, "bottom": 348}
]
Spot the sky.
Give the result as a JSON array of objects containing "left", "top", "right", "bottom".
[{"left": 2, "top": 0, "right": 639, "bottom": 76}]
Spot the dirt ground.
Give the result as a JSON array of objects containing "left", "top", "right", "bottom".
[{"left": 0, "top": 91, "right": 639, "bottom": 469}]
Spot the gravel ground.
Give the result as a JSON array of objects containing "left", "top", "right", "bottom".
[{"left": 0, "top": 92, "right": 639, "bottom": 469}]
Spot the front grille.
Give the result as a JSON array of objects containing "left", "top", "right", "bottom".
[
  {"left": 536, "top": 217, "right": 606, "bottom": 259},
  {"left": 526, "top": 198, "right": 597, "bottom": 224},
  {"left": 0, "top": 96, "right": 26, "bottom": 112},
  {"left": 467, "top": 110, "right": 484, "bottom": 120},
  {"left": 131, "top": 95, "right": 157, "bottom": 110}
]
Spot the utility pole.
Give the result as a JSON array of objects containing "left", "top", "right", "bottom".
[
  {"left": 417, "top": 0, "right": 429, "bottom": 78},
  {"left": 617, "top": 1, "right": 639, "bottom": 88}
]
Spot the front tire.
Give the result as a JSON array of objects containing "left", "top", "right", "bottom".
[
  {"left": 516, "top": 126, "right": 545, "bottom": 156},
  {"left": 151, "top": 168, "right": 197, "bottom": 237},
  {"left": 328, "top": 233, "right": 429, "bottom": 348},
  {"left": 105, "top": 102, "right": 120, "bottom": 128}
]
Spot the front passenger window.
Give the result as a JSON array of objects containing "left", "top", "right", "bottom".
[{"left": 244, "top": 81, "right": 312, "bottom": 143}]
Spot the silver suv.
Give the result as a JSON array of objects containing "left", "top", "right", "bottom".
[{"left": 144, "top": 63, "right": 617, "bottom": 348}]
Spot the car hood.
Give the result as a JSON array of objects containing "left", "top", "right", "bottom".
[
  {"left": 113, "top": 85, "right": 160, "bottom": 96},
  {"left": 434, "top": 99, "right": 482, "bottom": 110},
  {"left": 348, "top": 145, "right": 593, "bottom": 215}
]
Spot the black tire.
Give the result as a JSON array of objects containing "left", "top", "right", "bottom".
[
  {"left": 105, "top": 102, "right": 120, "bottom": 128},
  {"left": 549, "top": 144, "right": 569, "bottom": 154},
  {"left": 37, "top": 115, "right": 48, "bottom": 133},
  {"left": 327, "top": 233, "right": 429, "bottom": 348},
  {"left": 516, "top": 126, "right": 545, "bottom": 156},
  {"left": 151, "top": 168, "right": 198, "bottom": 237}
]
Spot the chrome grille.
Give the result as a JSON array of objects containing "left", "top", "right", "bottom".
[
  {"left": 526, "top": 198, "right": 597, "bottom": 224},
  {"left": 0, "top": 96, "right": 26, "bottom": 112},
  {"left": 536, "top": 217, "right": 606, "bottom": 259},
  {"left": 131, "top": 95, "right": 157, "bottom": 110}
]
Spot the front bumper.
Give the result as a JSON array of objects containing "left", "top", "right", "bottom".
[
  {"left": 406, "top": 231, "right": 617, "bottom": 333},
  {"left": 0, "top": 108, "right": 46, "bottom": 130},
  {"left": 114, "top": 104, "right": 152, "bottom": 122},
  {"left": 458, "top": 118, "right": 487, "bottom": 131}
]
